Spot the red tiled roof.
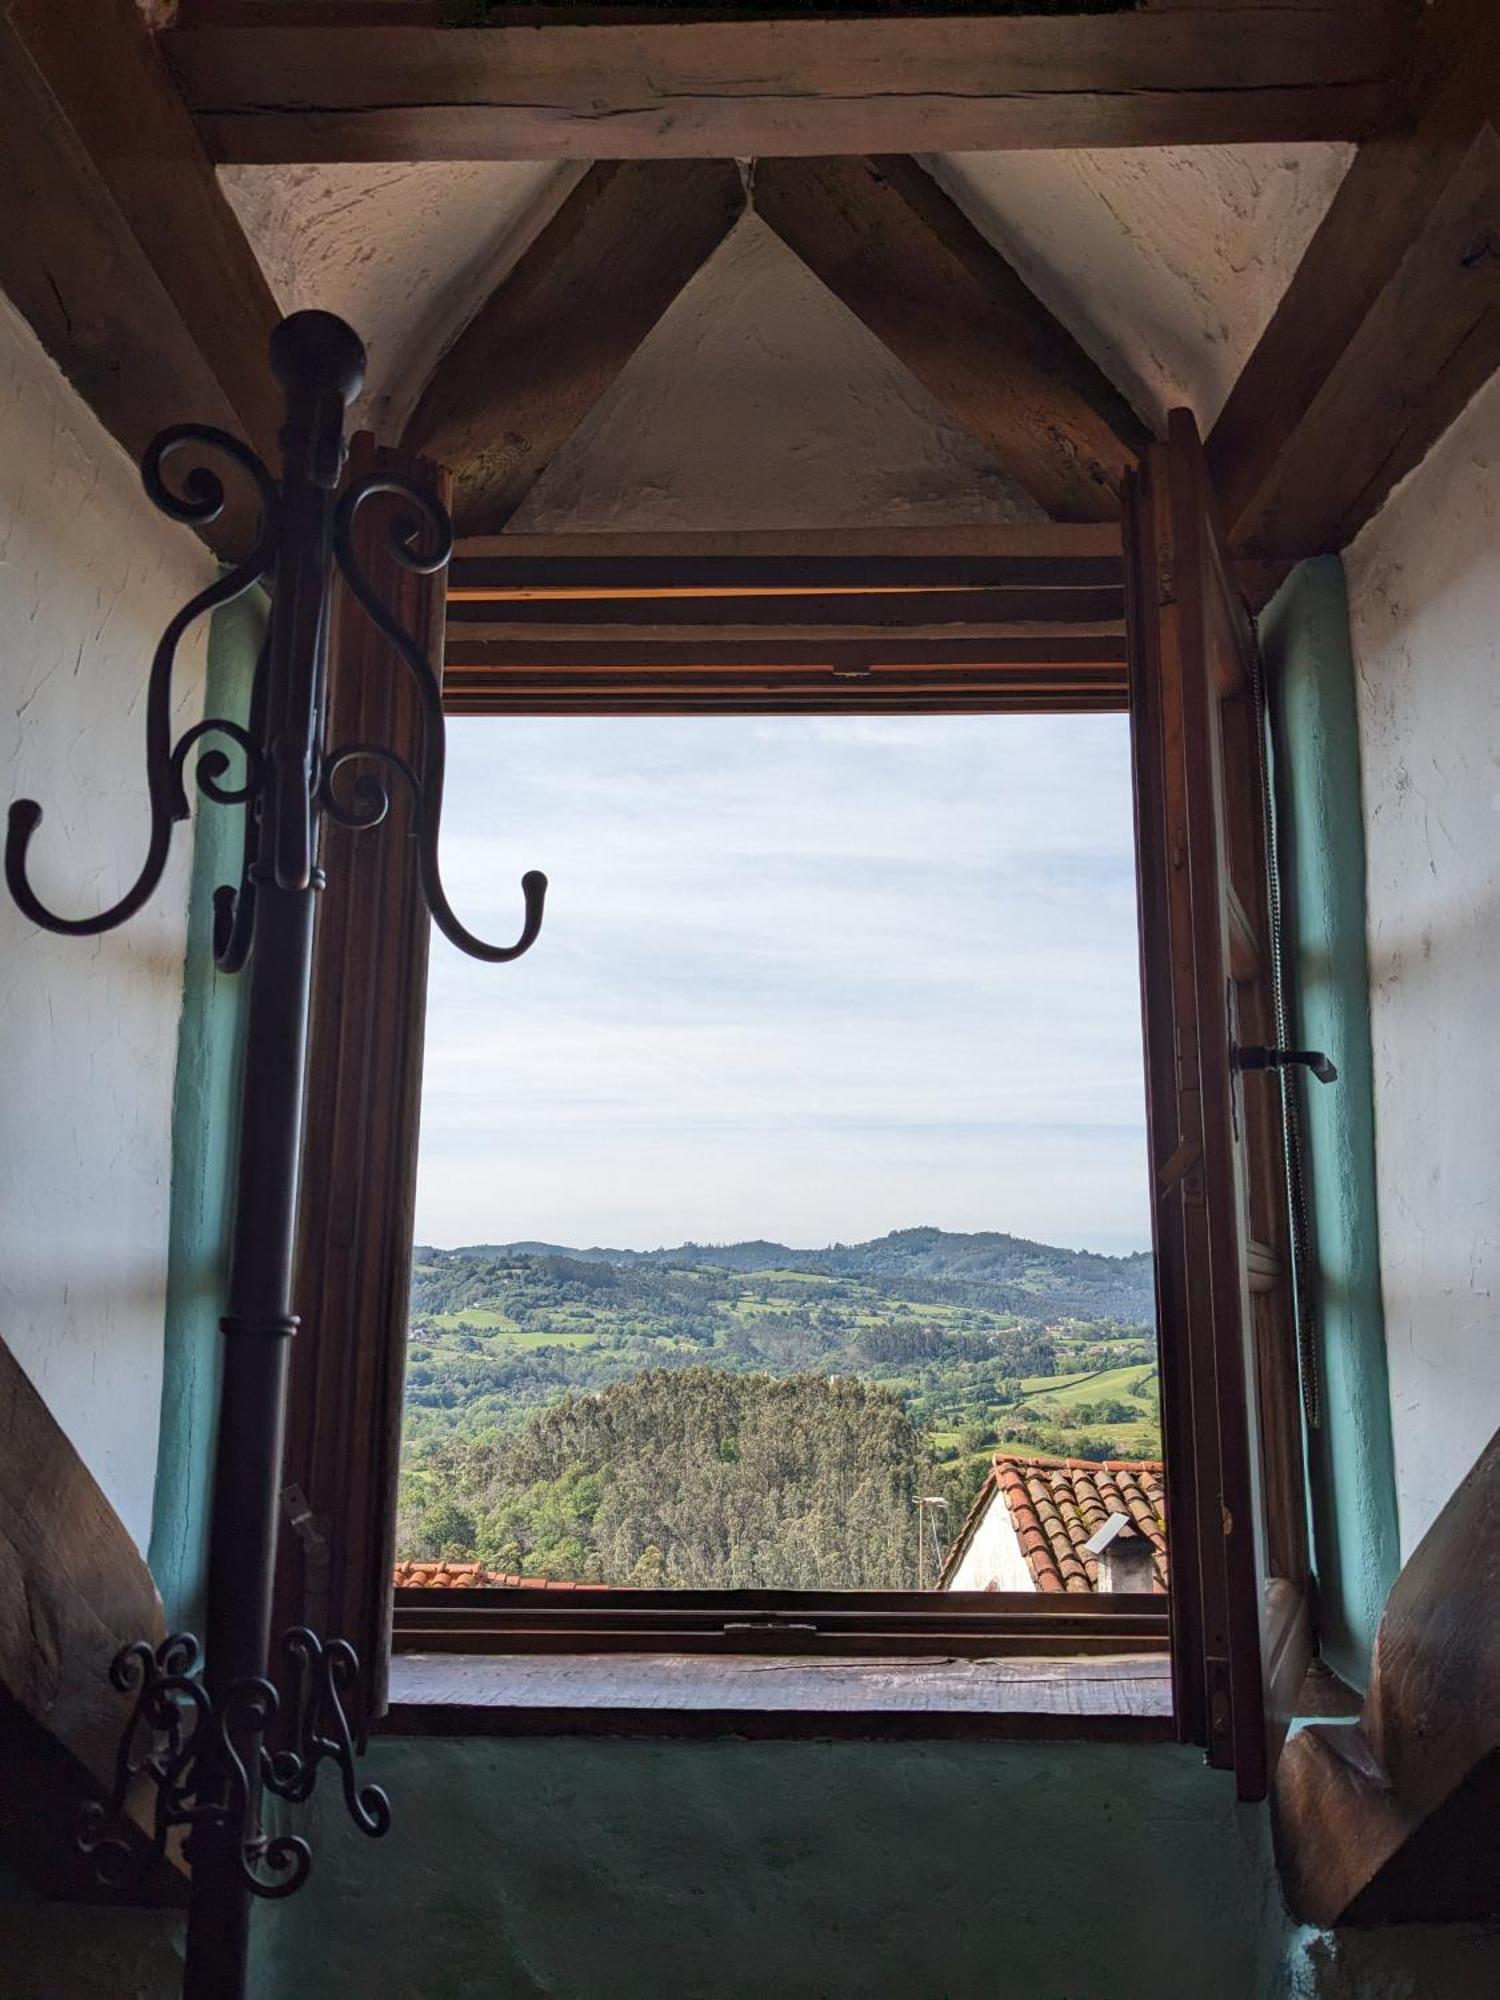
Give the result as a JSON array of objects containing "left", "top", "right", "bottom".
[
  {"left": 939, "top": 1453, "right": 1168, "bottom": 1594},
  {"left": 392, "top": 1560, "right": 605, "bottom": 1591}
]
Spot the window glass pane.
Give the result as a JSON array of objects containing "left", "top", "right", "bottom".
[{"left": 401, "top": 715, "right": 1157, "bottom": 1591}]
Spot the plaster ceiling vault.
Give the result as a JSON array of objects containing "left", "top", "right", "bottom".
[{"left": 218, "top": 144, "right": 1353, "bottom": 528}]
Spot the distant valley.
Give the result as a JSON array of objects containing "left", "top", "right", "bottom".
[{"left": 399, "top": 1227, "right": 1159, "bottom": 1587}]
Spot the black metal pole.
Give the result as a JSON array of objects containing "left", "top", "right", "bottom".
[
  {"left": 7, "top": 306, "right": 545, "bottom": 2000},
  {"left": 184, "top": 313, "right": 364, "bottom": 2000}
]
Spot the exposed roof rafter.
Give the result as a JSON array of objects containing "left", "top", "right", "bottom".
[
  {"left": 403, "top": 158, "right": 745, "bottom": 532},
  {"left": 754, "top": 153, "right": 1152, "bottom": 521},
  {"left": 1207, "top": 0, "right": 1500, "bottom": 557},
  {"left": 161, "top": 2, "right": 1413, "bottom": 163}
]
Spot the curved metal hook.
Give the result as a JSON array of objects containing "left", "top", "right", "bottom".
[
  {"left": 7, "top": 428, "right": 277, "bottom": 938},
  {"left": 333, "top": 474, "right": 547, "bottom": 963}
]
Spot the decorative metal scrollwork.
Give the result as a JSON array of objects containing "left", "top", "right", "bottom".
[
  {"left": 331, "top": 471, "right": 546, "bottom": 961},
  {"left": 7, "top": 429, "right": 546, "bottom": 970},
  {"left": 76, "top": 1626, "right": 386, "bottom": 1900},
  {"left": 262, "top": 1627, "right": 391, "bottom": 1838},
  {"left": 4, "top": 428, "right": 277, "bottom": 942}
]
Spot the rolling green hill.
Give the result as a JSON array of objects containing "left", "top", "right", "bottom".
[{"left": 399, "top": 1229, "right": 1160, "bottom": 1578}]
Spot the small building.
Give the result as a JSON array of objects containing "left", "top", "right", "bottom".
[{"left": 938, "top": 1454, "right": 1167, "bottom": 1595}]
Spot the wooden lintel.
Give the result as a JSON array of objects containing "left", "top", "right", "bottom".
[
  {"left": 446, "top": 586, "right": 1126, "bottom": 631},
  {"left": 1208, "top": 5, "right": 1500, "bottom": 557},
  {"left": 0, "top": 1335, "right": 187, "bottom": 1905},
  {"left": 0, "top": 0, "right": 281, "bottom": 554},
  {"left": 403, "top": 159, "right": 744, "bottom": 530},
  {"left": 754, "top": 155, "right": 1151, "bottom": 521},
  {"left": 161, "top": 6, "right": 1410, "bottom": 163}
]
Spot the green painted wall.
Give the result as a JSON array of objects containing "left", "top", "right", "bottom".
[
  {"left": 1259, "top": 557, "right": 1401, "bottom": 1688},
  {"left": 148, "top": 591, "right": 262, "bottom": 1634},
  {"left": 255, "top": 1738, "right": 1288, "bottom": 2000}
]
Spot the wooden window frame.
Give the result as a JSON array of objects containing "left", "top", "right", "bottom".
[{"left": 277, "top": 508, "right": 1302, "bottom": 1755}]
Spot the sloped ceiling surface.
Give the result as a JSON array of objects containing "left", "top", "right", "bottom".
[
  {"left": 219, "top": 161, "right": 583, "bottom": 437},
  {"left": 927, "top": 143, "right": 1353, "bottom": 434},
  {"left": 218, "top": 144, "right": 1353, "bottom": 523},
  {"left": 511, "top": 213, "right": 1043, "bottom": 532}
]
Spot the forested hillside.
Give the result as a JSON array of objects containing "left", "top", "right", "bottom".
[{"left": 399, "top": 1227, "right": 1158, "bottom": 1583}]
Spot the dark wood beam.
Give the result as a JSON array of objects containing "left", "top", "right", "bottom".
[
  {"left": 0, "top": 0, "right": 282, "bottom": 552},
  {"left": 0, "top": 1334, "right": 187, "bottom": 1904},
  {"left": 1208, "top": 4, "right": 1500, "bottom": 557},
  {"left": 403, "top": 160, "right": 744, "bottom": 532},
  {"left": 162, "top": 4, "right": 1411, "bottom": 163},
  {"left": 754, "top": 155, "right": 1151, "bottom": 521},
  {"left": 450, "top": 523, "right": 1124, "bottom": 592},
  {"left": 1273, "top": 1427, "right": 1500, "bottom": 1926},
  {"left": 442, "top": 635, "right": 1127, "bottom": 672}
]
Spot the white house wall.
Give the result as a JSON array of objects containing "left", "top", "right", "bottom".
[
  {"left": 0, "top": 290, "right": 213, "bottom": 1552},
  {"left": 1345, "top": 369, "right": 1500, "bottom": 1560},
  {"left": 945, "top": 1496, "right": 1035, "bottom": 1592}
]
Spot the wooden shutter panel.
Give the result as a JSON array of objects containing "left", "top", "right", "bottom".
[
  {"left": 275, "top": 435, "right": 448, "bottom": 1738},
  {"left": 1125, "top": 409, "right": 1313, "bottom": 1800}
]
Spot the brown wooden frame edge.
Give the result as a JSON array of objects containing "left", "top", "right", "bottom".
[{"left": 376, "top": 1702, "right": 1176, "bottom": 1744}]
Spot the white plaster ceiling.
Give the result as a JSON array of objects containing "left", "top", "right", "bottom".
[
  {"left": 511, "top": 214, "right": 1042, "bottom": 532},
  {"left": 219, "top": 161, "right": 585, "bottom": 436},
  {"left": 219, "top": 143, "right": 1353, "bottom": 522},
  {"left": 927, "top": 143, "right": 1353, "bottom": 434}
]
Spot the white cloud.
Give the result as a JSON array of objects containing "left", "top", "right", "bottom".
[{"left": 414, "top": 714, "right": 1152, "bottom": 1255}]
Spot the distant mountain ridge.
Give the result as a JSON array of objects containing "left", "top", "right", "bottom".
[{"left": 417, "top": 1226, "right": 1155, "bottom": 1320}]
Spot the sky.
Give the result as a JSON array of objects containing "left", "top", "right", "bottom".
[{"left": 413, "top": 713, "right": 1152, "bottom": 1257}]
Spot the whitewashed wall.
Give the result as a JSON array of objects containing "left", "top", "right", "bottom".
[
  {"left": 0, "top": 292, "right": 213, "bottom": 1551},
  {"left": 1345, "top": 371, "right": 1500, "bottom": 1560},
  {"left": 944, "top": 1492, "right": 1035, "bottom": 1592}
]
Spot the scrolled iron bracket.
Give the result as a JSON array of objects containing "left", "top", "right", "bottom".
[
  {"left": 76, "top": 1627, "right": 388, "bottom": 1902},
  {"left": 7, "top": 419, "right": 546, "bottom": 970}
]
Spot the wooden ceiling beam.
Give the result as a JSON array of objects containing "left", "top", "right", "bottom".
[
  {"left": 403, "top": 159, "right": 744, "bottom": 533},
  {"left": 1207, "top": 2, "right": 1500, "bottom": 558},
  {"left": 0, "top": 0, "right": 282, "bottom": 553},
  {"left": 161, "top": 4, "right": 1411, "bottom": 163},
  {"left": 754, "top": 154, "right": 1150, "bottom": 521}
]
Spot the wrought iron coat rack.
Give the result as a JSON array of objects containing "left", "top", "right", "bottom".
[{"left": 5, "top": 311, "right": 546, "bottom": 2000}]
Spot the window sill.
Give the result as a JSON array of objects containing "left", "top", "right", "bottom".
[{"left": 379, "top": 1650, "right": 1175, "bottom": 1742}]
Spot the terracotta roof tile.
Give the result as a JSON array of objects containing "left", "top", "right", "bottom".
[
  {"left": 392, "top": 1561, "right": 607, "bottom": 1591},
  {"left": 939, "top": 1452, "right": 1168, "bottom": 1593}
]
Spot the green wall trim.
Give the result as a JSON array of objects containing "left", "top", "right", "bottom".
[
  {"left": 1260, "top": 555, "right": 1401, "bottom": 1688},
  {"left": 147, "top": 589, "right": 262, "bottom": 1634}
]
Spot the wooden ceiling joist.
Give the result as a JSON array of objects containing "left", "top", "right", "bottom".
[
  {"left": 161, "top": 3, "right": 1412, "bottom": 163},
  {"left": 403, "top": 159, "right": 745, "bottom": 532},
  {"left": 0, "top": 0, "right": 281, "bottom": 552},
  {"left": 753, "top": 155, "right": 1151, "bottom": 521},
  {"left": 1207, "top": 2, "right": 1500, "bottom": 557}
]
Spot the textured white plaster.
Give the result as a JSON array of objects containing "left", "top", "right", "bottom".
[
  {"left": 512, "top": 214, "right": 1042, "bottom": 531},
  {"left": 0, "top": 291, "right": 214, "bottom": 1550},
  {"left": 1345, "top": 370, "right": 1500, "bottom": 1560},
  {"left": 219, "top": 162, "right": 584, "bottom": 438},
  {"left": 928, "top": 144, "right": 1352, "bottom": 434}
]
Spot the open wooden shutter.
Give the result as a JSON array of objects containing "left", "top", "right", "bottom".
[
  {"left": 275, "top": 435, "right": 448, "bottom": 1738},
  {"left": 1125, "top": 409, "right": 1312, "bottom": 1800}
]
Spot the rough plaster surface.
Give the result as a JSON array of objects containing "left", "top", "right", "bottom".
[
  {"left": 1345, "top": 370, "right": 1500, "bottom": 1560},
  {"left": 219, "top": 162, "right": 583, "bottom": 438},
  {"left": 928, "top": 144, "right": 1352, "bottom": 434},
  {"left": 257, "top": 1739, "right": 1286, "bottom": 2000},
  {"left": 512, "top": 214, "right": 1043, "bottom": 531},
  {"left": 0, "top": 291, "right": 213, "bottom": 1550}
]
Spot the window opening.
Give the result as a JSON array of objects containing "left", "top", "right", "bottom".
[{"left": 396, "top": 713, "right": 1162, "bottom": 1616}]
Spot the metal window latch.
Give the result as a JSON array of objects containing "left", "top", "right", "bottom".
[{"left": 1233, "top": 1045, "right": 1339, "bottom": 1086}]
